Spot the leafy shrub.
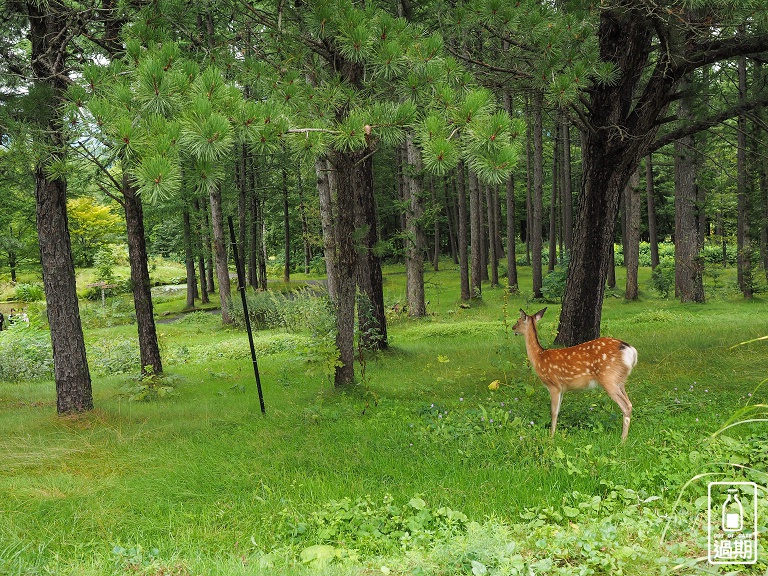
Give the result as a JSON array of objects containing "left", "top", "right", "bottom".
[
  {"left": 88, "top": 337, "right": 140, "bottom": 375},
  {"left": 119, "top": 368, "right": 178, "bottom": 401},
  {"left": 650, "top": 257, "right": 675, "bottom": 298},
  {"left": 229, "top": 286, "right": 334, "bottom": 336},
  {"left": 702, "top": 241, "right": 737, "bottom": 265},
  {"left": 540, "top": 253, "right": 569, "bottom": 302},
  {"left": 13, "top": 283, "right": 44, "bottom": 302},
  {"left": 0, "top": 327, "right": 54, "bottom": 381},
  {"left": 80, "top": 299, "right": 135, "bottom": 328},
  {"left": 281, "top": 494, "right": 468, "bottom": 557},
  {"left": 174, "top": 310, "right": 220, "bottom": 326}
]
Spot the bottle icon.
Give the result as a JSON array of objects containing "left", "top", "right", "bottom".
[{"left": 721, "top": 488, "right": 743, "bottom": 532}]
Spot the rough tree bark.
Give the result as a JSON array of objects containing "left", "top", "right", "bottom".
[
  {"left": 531, "top": 89, "right": 544, "bottom": 299},
  {"left": 354, "top": 151, "right": 388, "bottom": 350},
  {"left": 674, "top": 82, "right": 705, "bottom": 303},
  {"left": 737, "top": 54, "right": 753, "bottom": 299},
  {"left": 456, "top": 160, "right": 471, "bottom": 300},
  {"left": 556, "top": 6, "right": 768, "bottom": 345},
  {"left": 624, "top": 169, "right": 641, "bottom": 301},
  {"left": 182, "top": 203, "right": 197, "bottom": 308},
  {"left": 327, "top": 150, "right": 360, "bottom": 385},
  {"left": 209, "top": 183, "right": 232, "bottom": 323},
  {"left": 404, "top": 133, "right": 426, "bottom": 317},
  {"left": 560, "top": 116, "right": 573, "bottom": 254},
  {"left": 468, "top": 169, "right": 483, "bottom": 297},
  {"left": 28, "top": 1, "right": 93, "bottom": 414},
  {"left": 645, "top": 155, "right": 659, "bottom": 269},
  {"left": 123, "top": 176, "right": 163, "bottom": 374}
]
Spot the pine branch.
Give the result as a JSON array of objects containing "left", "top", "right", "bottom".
[
  {"left": 650, "top": 94, "right": 768, "bottom": 152},
  {"left": 444, "top": 44, "right": 533, "bottom": 80},
  {"left": 75, "top": 141, "right": 124, "bottom": 196},
  {"left": 682, "top": 33, "right": 768, "bottom": 76}
]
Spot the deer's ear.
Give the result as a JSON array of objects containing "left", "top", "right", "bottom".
[
  {"left": 534, "top": 308, "right": 547, "bottom": 321},
  {"left": 519, "top": 309, "right": 527, "bottom": 318}
]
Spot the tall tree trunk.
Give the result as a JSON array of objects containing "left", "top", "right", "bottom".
[
  {"left": 404, "top": 133, "right": 426, "bottom": 316},
  {"left": 737, "top": 55, "right": 753, "bottom": 299},
  {"left": 555, "top": 134, "right": 641, "bottom": 345},
  {"left": 182, "top": 203, "right": 197, "bottom": 309},
  {"left": 193, "top": 198, "right": 209, "bottom": 303},
  {"left": 761, "top": 138, "right": 768, "bottom": 283},
  {"left": 560, "top": 116, "right": 573, "bottom": 254},
  {"left": 468, "top": 169, "right": 483, "bottom": 298},
  {"left": 674, "top": 82, "right": 705, "bottom": 303},
  {"left": 486, "top": 183, "right": 498, "bottom": 286},
  {"left": 607, "top": 246, "right": 616, "bottom": 289},
  {"left": 9, "top": 249, "right": 17, "bottom": 283},
  {"left": 624, "top": 169, "right": 641, "bottom": 300},
  {"left": 549, "top": 117, "right": 559, "bottom": 273},
  {"left": 316, "top": 156, "right": 338, "bottom": 303},
  {"left": 29, "top": 2, "right": 92, "bottom": 414},
  {"left": 247, "top": 156, "right": 258, "bottom": 288},
  {"left": 443, "top": 177, "right": 459, "bottom": 265},
  {"left": 327, "top": 150, "right": 359, "bottom": 385},
  {"left": 250, "top": 157, "right": 267, "bottom": 291},
  {"left": 431, "top": 177, "right": 440, "bottom": 271},
  {"left": 506, "top": 173, "right": 518, "bottom": 292},
  {"left": 525, "top": 103, "right": 532, "bottom": 266},
  {"left": 282, "top": 162, "right": 291, "bottom": 284},
  {"left": 531, "top": 89, "right": 545, "bottom": 299},
  {"left": 123, "top": 176, "right": 163, "bottom": 374},
  {"left": 758, "top": 62, "right": 768, "bottom": 283},
  {"left": 556, "top": 9, "right": 673, "bottom": 346},
  {"left": 479, "top": 185, "right": 489, "bottom": 281},
  {"left": 493, "top": 184, "right": 503, "bottom": 260},
  {"left": 645, "top": 155, "right": 660, "bottom": 269},
  {"left": 354, "top": 152, "right": 388, "bottom": 351},
  {"left": 209, "top": 183, "right": 232, "bottom": 323},
  {"left": 237, "top": 145, "right": 247, "bottom": 277},
  {"left": 456, "top": 161, "right": 470, "bottom": 300},
  {"left": 297, "top": 166, "right": 312, "bottom": 274},
  {"left": 203, "top": 207, "right": 215, "bottom": 294}
]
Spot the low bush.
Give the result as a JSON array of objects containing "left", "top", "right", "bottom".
[
  {"left": 79, "top": 299, "right": 135, "bottom": 328},
  {"left": 88, "top": 336, "right": 141, "bottom": 375},
  {"left": 0, "top": 327, "right": 54, "bottom": 381},
  {"left": 13, "top": 283, "right": 44, "bottom": 302},
  {"left": 650, "top": 256, "right": 675, "bottom": 298},
  {"left": 540, "top": 254, "right": 569, "bottom": 302}
]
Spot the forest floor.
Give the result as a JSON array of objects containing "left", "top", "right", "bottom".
[{"left": 0, "top": 261, "right": 767, "bottom": 575}]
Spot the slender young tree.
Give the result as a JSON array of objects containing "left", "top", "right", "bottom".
[
  {"left": 531, "top": 90, "right": 544, "bottom": 300},
  {"left": 456, "top": 160, "right": 471, "bottom": 300},
  {"left": 624, "top": 169, "right": 641, "bottom": 300},
  {"left": 645, "top": 155, "right": 660, "bottom": 269}
]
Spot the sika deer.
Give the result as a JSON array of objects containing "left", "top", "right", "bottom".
[{"left": 512, "top": 308, "right": 638, "bottom": 441}]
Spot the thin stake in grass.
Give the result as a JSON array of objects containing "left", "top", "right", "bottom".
[{"left": 228, "top": 215, "right": 266, "bottom": 414}]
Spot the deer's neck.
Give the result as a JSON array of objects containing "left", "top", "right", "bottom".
[{"left": 523, "top": 324, "right": 545, "bottom": 367}]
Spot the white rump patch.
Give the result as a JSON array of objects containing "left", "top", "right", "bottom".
[{"left": 621, "top": 345, "right": 638, "bottom": 370}]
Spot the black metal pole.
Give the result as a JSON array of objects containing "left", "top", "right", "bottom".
[{"left": 228, "top": 215, "right": 266, "bottom": 414}]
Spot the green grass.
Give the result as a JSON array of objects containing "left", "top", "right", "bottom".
[{"left": 1, "top": 262, "right": 767, "bottom": 575}]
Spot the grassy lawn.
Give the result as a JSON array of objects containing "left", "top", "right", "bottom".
[{"left": 0, "top": 262, "right": 766, "bottom": 575}]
